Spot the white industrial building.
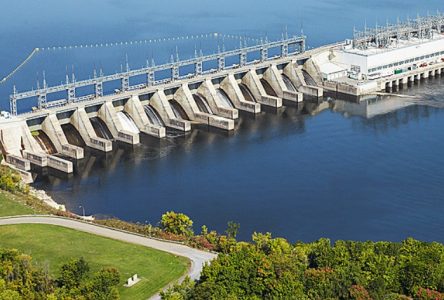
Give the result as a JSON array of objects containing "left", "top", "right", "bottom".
[
  {"left": 333, "top": 34, "right": 444, "bottom": 80},
  {"left": 313, "top": 15, "right": 444, "bottom": 81}
]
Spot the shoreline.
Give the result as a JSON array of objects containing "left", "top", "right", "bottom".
[
  {"left": 28, "top": 187, "right": 66, "bottom": 212},
  {"left": 28, "top": 185, "right": 95, "bottom": 221}
]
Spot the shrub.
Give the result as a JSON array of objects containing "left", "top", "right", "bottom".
[
  {"left": 0, "top": 166, "right": 28, "bottom": 193},
  {"left": 161, "top": 211, "right": 194, "bottom": 236},
  {"left": 416, "top": 287, "right": 444, "bottom": 300},
  {"left": 350, "top": 285, "right": 372, "bottom": 300}
]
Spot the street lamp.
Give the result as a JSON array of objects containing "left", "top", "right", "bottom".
[{"left": 79, "top": 205, "right": 85, "bottom": 217}]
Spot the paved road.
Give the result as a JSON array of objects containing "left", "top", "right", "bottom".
[{"left": 0, "top": 216, "right": 217, "bottom": 300}]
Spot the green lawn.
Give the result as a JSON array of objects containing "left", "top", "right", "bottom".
[
  {"left": 0, "top": 190, "right": 35, "bottom": 216},
  {"left": 0, "top": 224, "right": 189, "bottom": 299}
]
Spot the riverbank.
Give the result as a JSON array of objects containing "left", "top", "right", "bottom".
[
  {"left": 0, "top": 164, "right": 219, "bottom": 251},
  {"left": 28, "top": 186, "right": 66, "bottom": 211}
]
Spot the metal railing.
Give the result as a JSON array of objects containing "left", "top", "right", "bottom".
[{"left": 10, "top": 36, "right": 305, "bottom": 116}]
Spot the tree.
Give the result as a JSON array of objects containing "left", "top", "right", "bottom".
[
  {"left": 399, "top": 239, "right": 444, "bottom": 295},
  {"left": 0, "top": 279, "right": 20, "bottom": 300},
  {"left": 57, "top": 257, "right": 90, "bottom": 289},
  {"left": 0, "top": 249, "right": 121, "bottom": 299},
  {"left": 162, "top": 237, "right": 444, "bottom": 300},
  {"left": 161, "top": 276, "right": 195, "bottom": 300},
  {"left": 161, "top": 211, "right": 194, "bottom": 236},
  {"left": 82, "top": 268, "right": 120, "bottom": 300},
  {"left": 0, "top": 248, "right": 53, "bottom": 298},
  {"left": 225, "top": 221, "right": 240, "bottom": 239},
  {"left": 200, "top": 225, "right": 208, "bottom": 236}
]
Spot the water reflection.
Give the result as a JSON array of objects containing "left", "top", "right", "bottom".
[{"left": 21, "top": 98, "right": 404, "bottom": 176}]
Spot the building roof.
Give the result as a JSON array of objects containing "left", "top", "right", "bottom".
[
  {"left": 320, "top": 62, "right": 347, "bottom": 74},
  {"left": 342, "top": 33, "right": 444, "bottom": 56}
]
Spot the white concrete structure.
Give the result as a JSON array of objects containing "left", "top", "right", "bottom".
[
  {"left": 319, "top": 62, "right": 348, "bottom": 80},
  {"left": 124, "top": 274, "right": 141, "bottom": 287},
  {"left": 333, "top": 34, "right": 444, "bottom": 79}
]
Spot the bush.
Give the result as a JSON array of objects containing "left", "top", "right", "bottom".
[
  {"left": 161, "top": 211, "right": 194, "bottom": 237},
  {"left": 161, "top": 277, "right": 195, "bottom": 300},
  {"left": 0, "top": 166, "right": 28, "bottom": 194},
  {"left": 349, "top": 285, "right": 372, "bottom": 300},
  {"left": 94, "top": 218, "right": 188, "bottom": 242},
  {"left": 416, "top": 287, "right": 444, "bottom": 300}
]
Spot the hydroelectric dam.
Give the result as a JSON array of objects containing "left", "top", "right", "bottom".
[
  {"left": 0, "top": 35, "right": 319, "bottom": 176},
  {"left": 2, "top": 14, "right": 444, "bottom": 176}
]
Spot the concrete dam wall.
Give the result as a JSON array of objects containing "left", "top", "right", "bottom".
[{"left": 1, "top": 38, "right": 324, "bottom": 176}]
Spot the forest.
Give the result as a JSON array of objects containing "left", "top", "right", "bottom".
[
  {"left": 162, "top": 232, "right": 444, "bottom": 300},
  {"left": 0, "top": 249, "right": 120, "bottom": 299}
]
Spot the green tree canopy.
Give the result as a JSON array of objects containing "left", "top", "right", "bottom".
[
  {"left": 0, "top": 249, "right": 121, "bottom": 299},
  {"left": 162, "top": 236, "right": 444, "bottom": 300},
  {"left": 161, "top": 211, "right": 194, "bottom": 236}
]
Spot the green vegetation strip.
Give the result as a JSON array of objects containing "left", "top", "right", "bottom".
[
  {"left": 0, "top": 224, "right": 189, "bottom": 300},
  {"left": 0, "top": 190, "right": 35, "bottom": 216}
]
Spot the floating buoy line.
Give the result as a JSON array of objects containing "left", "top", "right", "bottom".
[{"left": 0, "top": 32, "right": 263, "bottom": 85}]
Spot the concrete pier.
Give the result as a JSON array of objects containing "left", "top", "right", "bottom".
[
  {"left": 242, "top": 70, "right": 282, "bottom": 108},
  {"left": 196, "top": 80, "right": 238, "bottom": 119},
  {"left": 117, "top": 130, "right": 139, "bottom": 144},
  {"left": 125, "top": 95, "right": 166, "bottom": 138},
  {"left": 5, "top": 155, "right": 31, "bottom": 171},
  {"left": 174, "top": 84, "right": 234, "bottom": 130},
  {"left": 70, "top": 108, "right": 112, "bottom": 152},
  {"left": 220, "top": 74, "right": 261, "bottom": 113},
  {"left": 98, "top": 102, "right": 139, "bottom": 144},
  {"left": 263, "top": 64, "right": 303, "bottom": 102},
  {"left": 149, "top": 90, "right": 191, "bottom": 132},
  {"left": 42, "top": 114, "right": 84, "bottom": 159},
  {"left": 0, "top": 120, "right": 42, "bottom": 156},
  {"left": 0, "top": 120, "right": 74, "bottom": 173},
  {"left": 370, "top": 63, "right": 444, "bottom": 94},
  {"left": 23, "top": 150, "right": 47, "bottom": 167},
  {"left": 47, "top": 155, "right": 73, "bottom": 173},
  {"left": 284, "top": 61, "right": 323, "bottom": 98}
]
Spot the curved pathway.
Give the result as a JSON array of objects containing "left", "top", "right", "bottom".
[{"left": 0, "top": 215, "right": 216, "bottom": 299}]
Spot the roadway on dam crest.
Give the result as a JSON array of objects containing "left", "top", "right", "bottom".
[{"left": 0, "top": 215, "right": 217, "bottom": 300}]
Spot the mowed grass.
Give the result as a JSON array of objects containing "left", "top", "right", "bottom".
[
  {"left": 0, "top": 190, "right": 35, "bottom": 216},
  {"left": 0, "top": 224, "right": 189, "bottom": 299}
]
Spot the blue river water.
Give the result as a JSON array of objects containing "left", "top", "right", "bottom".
[{"left": 1, "top": 0, "right": 444, "bottom": 242}]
